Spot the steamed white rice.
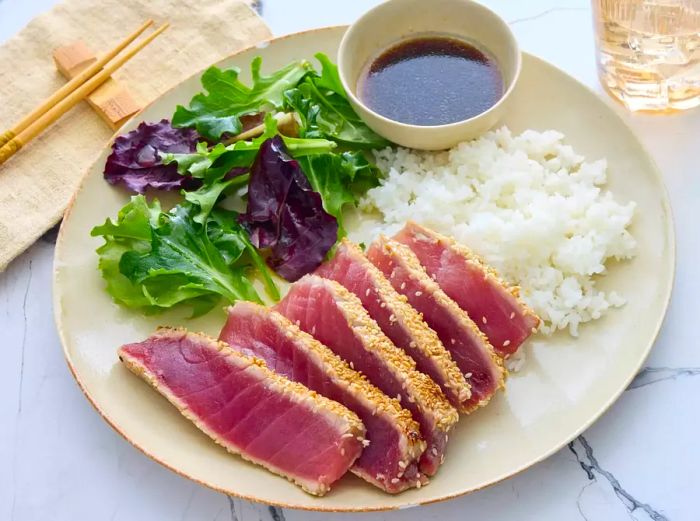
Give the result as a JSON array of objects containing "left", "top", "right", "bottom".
[{"left": 352, "top": 127, "right": 636, "bottom": 336}]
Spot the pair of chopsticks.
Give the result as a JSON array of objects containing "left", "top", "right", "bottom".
[{"left": 0, "top": 20, "right": 169, "bottom": 166}]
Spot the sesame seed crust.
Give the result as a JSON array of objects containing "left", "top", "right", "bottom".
[
  {"left": 404, "top": 221, "right": 541, "bottom": 333},
  {"left": 149, "top": 328, "right": 365, "bottom": 433},
  {"left": 228, "top": 302, "right": 426, "bottom": 463},
  {"left": 374, "top": 238, "right": 506, "bottom": 413},
  {"left": 337, "top": 239, "right": 471, "bottom": 406},
  {"left": 309, "top": 275, "right": 459, "bottom": 433},
  {"left": 120, "top": 328, "right": 365, "bottom": 496}
]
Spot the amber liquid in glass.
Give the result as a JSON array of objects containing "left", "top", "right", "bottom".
[{"left": 592, "top": 0, "right": 700, "bottom": 111}]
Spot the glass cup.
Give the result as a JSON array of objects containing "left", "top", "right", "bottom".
[{"left": 592, "top": 0, "right": 700, "bottom": 111}]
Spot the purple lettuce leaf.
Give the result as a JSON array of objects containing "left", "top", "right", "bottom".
[
  {"left": 104, "top": 120, "right": 202, "bottom": 193},
  {"left": 239, "top": 136, "right": 338, "bottom": 281}
]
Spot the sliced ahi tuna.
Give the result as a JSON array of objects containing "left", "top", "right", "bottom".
[
  {"left": 220, "top": 302, "right": 425, "bottom": 493},
  {"left": 368, "top": 237, "right": 505, "bottom": 412},
  {"left": 316, "top": 239, "right": 471, "bottom": 410},
  {"left": 118, "top": 328, "right": 365, "bottom": 496},
  {"left": 276, "top": 275, "right": 459, "bottom": 477},
  {"left": 394, "top": 222, "right": 540, "bottom": 357}
]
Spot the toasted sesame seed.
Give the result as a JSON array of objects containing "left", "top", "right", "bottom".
[
  {"left": 408, "top": 395, "right": 415, "bottom": 403},
  {"left": 349, "top": 361, "right": 354, "bottom": 369},
  {"left": 340, "top": 448, "right": 345, "bottom": 455},
  {"left": 440, "top": 454, "right": 445, "bottom": 464},
  {"left": 391, "top": 478, "right": 400, "bottom": 484},
  {"left": 396, "top": 394, "right": 402, "bottom": 402},
  {"left": 464, "top": 372, "right": 473, "bottom": 379},
  {"left": 365, "top": 288, "right": 371, "bottom": 297},
  {"left": 503, "top": 340, "right": 511, "bottom": 347},
  {"left": 398, "top": 461, "right": 407, "bottom": 469},
  {"left": 295, "top": 320, "right": 300, "bottom": 326},
  {"left": 409, "top": 341, "right": 417, "bottom": 348},
  {"left": 416, "top": 480, "right": 422, "bottom": 489},
  {"left": 415, "top": 291, "right": 423, "bottom": 296},
  {"left": 342, "top": 432, "right": 353, "bottom": 438},
  {"left": 532, "top": 327, "right": 538, "bottom": 333},
  {"left": 362, "top": 439, "right": 371, "bottom": 447},
  {"left": 482, "top": 316, "right": 488, "bottom": 324},
  {"left": 389, "top": 314, "right": 396, "bottom": 322},
  {"left": 510, "top": 312, "right": 516, "bottom": 319},
  {"left": 431, "top": 447, "right": 438, "bottom": 456},
  {"left": 311, "top": 326, "right": 316, "bottom": 335},
  {"left": 444, "top": 435, "right": 448, "bottom": 443},
  {"left": 400, "top": 282, "right": 406, "bottom": 290},
  {"left": 380, "top": 302, "right": 386, "bottom": 308},
  {"left": 376, "top": 473, "right": 385, "bottom": 481},
  {"left": 451, "top": 338, "right": 456, "bottom": 345}
]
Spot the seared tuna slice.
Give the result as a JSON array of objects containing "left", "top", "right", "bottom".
[
  {"left": 118, "top": 328, "right": 364, "bottom": 496},
  {"left": 367, "top": 237, "right": 505, "bottom": 412},
  {"left": 394, "top": 222, "right": 540, "bottom": 357},
  {"left": 276, "top": 275, "right": 459, "bottom": 477},
  {"left": 316, "top": 239, "right": 471, "bottom": 410},
  {"left": 220, "top": 302, "right": 425, "bottom": 493}
]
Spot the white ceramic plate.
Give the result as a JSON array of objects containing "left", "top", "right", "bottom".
[{"left": 53, "top": 26, "right": 674, "bottom": 512}]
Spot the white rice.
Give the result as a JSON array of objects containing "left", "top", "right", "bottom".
[{"left": 352, "top": 127, "right": 636, "bottom": 336}]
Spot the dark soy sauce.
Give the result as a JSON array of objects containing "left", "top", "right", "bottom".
[{"left": 359, "top": 36, "right": 503, "bottom": 126}]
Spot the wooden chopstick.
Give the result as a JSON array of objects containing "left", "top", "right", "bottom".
[
  {"left": 0, "top": 19, "right": 154, "bottom": 149},
  {"left": 0, "top": 22, "right": 170, "bottom": 166}
]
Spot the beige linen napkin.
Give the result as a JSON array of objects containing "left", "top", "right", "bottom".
[{"left": 0, "top": 0, "right": 271, "bottom": 270}]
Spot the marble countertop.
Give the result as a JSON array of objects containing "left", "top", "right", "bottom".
[{"left": 1, "top": 1, "right": 697, "bottom": 520}]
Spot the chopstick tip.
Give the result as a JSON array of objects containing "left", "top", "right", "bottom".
[
  {"left": 137, "top": 19, "right": 155, "bottom": 33},
  {"left": 151, "top": 22, "right": 171, "bottom": 36}
]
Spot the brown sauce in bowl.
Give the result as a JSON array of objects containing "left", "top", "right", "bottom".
[{"left": 359, "top": 36, "right": 504, "bottom": 126}]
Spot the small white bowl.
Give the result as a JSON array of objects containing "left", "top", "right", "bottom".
[{"left": 337, "top": 0, "right": 521, "bottom": 150}]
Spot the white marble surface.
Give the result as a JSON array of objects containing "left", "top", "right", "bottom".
[{"left": 1, "top": 1, "right": 698, "bottom": 520}]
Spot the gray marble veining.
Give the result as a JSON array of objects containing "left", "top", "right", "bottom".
[
  {"left": 629, "top": 367, "right": 700, "bottom": 390},
  {"left": 569, "top": 437, "right": 668, "bottom": 521}
]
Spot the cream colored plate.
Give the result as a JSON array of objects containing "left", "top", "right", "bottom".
[{"left": 53, "top": 26, "right": 674, "bottom": 512}]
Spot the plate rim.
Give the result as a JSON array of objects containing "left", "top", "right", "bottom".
[{"left": 52, "top": 25, "right": 676, "bottom": 512}]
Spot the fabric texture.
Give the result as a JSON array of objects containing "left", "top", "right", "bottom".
[{"left": 0, "top": 0, "right": 271, "bottom": 270}]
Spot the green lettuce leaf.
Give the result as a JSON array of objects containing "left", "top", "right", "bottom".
[
  {"left": 284, "top": 54, "right": 390, "bottom": 149},
  {"left": 297, "top": 150, "right": 382, "bottom": 236},
  {"left": 91, "top": 195, "right": 273, "bottom": 316},
  {"left": 338, "top": 150, "right": 384, "bottom": 195},
  {"left": 314, "top": 52, "right": 347, "bottom": 97},
  {"left": 182, "top": 173, "right": 247, "bottom": 225},
  {"left": 208, "top": 208, "right": 280, "bottom": 302},
  {"left": 90, "top": 196, "right": 160, "bottom": 310},
  {"left": 164, "top": 114, "right": 337, "bottom": 224},
  {"left": 172, "top": 58, "right": 312, "bottom": 140},
  {"left": 164, "top": 114, "right": 336, "bottom": 179}
]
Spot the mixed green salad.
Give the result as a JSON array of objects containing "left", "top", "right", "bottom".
[{"left": 92, "top": 53, "right": 391, "bottom": 316}]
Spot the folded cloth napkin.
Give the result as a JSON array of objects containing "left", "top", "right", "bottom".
[{"left": 0, "top": 0, "right": 271, "bottom": 270}]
